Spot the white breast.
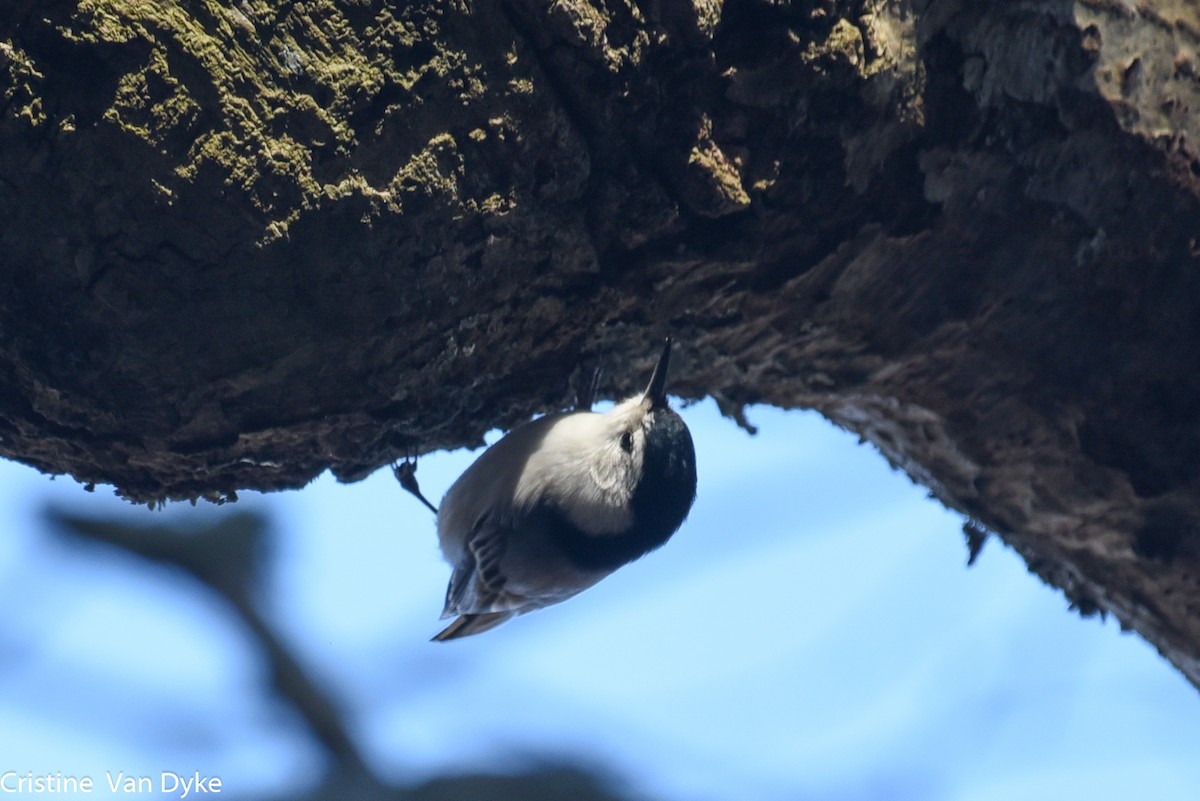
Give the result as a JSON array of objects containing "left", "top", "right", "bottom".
[
  {"left": 436, "top": 410, "right": 636, "bottom": 565},
  {"left": 512, "top": 412, "right": 636, "bottom": 536}
]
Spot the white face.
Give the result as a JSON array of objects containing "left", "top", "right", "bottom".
[
  {"left": 590, "top": 394, "right": 654, "bottom": 494},
  {"left": 511, "top": 394, "right": 657, "bottom": 536}
]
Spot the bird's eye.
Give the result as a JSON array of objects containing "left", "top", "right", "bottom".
[{"left": 619, "top": 431, "right": 634, "bottom": 453}]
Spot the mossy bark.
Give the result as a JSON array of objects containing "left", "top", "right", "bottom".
[{"left": 3, "top": 0, "right": 1200, "bottom": 688}]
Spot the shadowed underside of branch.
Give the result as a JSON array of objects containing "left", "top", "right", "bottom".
[{"left": 2, "top": 0, "right": 1200, "bottom": 688}]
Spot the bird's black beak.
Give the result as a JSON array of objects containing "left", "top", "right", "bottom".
[{"left": 644, "top": 337, "right": 673, "bottom": 408}]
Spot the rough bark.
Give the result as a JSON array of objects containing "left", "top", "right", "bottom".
[{"left": 2, "top": 0, "right": 1200, "bottom": 688}]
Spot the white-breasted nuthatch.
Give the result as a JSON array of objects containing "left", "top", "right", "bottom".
[{"left": 400, "top": 338, "right": 697, "bottom": 641}]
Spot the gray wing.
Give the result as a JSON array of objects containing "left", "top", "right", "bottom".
[
  {"left": 442, "top": 512, "right": 514, "bottom": 618},
  {"left": 436, "top": 513, "right": 526, "bottom": 641},
  {"left": 436, "top": 508, "right": 612, "bottom": 640}
]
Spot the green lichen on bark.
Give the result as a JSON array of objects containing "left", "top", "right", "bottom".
[
  {"left": 1077, "top": 0, "right": 1200, "bottom": 157},
  {"left": 0, "top": 39, "right": 46, "bottom": 126},
  {"left": 56, "top": 0, "right": 497, "bottom": 239}
]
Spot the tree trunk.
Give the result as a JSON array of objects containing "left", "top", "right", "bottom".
[{"left": 3, "top": 0, "right": 1200, "bottom": 687}]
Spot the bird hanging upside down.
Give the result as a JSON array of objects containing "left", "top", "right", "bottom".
[{"left": 398, "top": 338, "right": 697, "bottom": 641}]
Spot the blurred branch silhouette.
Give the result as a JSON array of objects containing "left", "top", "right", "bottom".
[
  {"left": 42, "top": 506, "right": 639, "bottom": 801},
  {"left": 44, "top": 507, "right": 382, "bottom": 791}
]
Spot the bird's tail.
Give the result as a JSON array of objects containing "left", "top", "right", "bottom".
[{"left": 431, "top": 611, "right": 516, "bottom": 641}]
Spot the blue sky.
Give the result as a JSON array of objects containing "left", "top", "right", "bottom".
[{"left": 0, "top": 400, "right": 1197, "bottom": 800}]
